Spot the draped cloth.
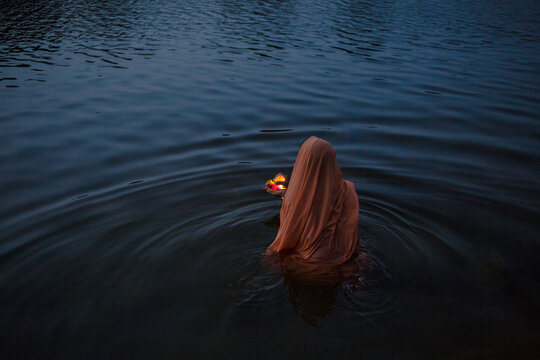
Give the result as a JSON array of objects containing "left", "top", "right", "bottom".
[{"left": 267, "top": 136, "right": 360, "bottom": 282}]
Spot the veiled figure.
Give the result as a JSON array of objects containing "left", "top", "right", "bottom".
[{"left": 267, "top": 136, "right": 360, "bottom": 281}]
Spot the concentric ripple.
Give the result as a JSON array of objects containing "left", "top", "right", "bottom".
[{"left": 1, "top": 0, "right": 539, "bottom": 358}]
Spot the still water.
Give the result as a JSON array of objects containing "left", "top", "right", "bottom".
[{"left": 1, "top": 0, "right": 539, "bottom": 358}]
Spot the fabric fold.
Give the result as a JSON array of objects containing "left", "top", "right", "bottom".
[{"left": 268, "top": 136, "right": 359, "bottom": 279}]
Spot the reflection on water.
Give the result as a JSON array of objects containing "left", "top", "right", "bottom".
[
  {"left": 1, "top": 0, "right": 539, "bottom": 358},
  {"left": 286, "top": 278, "right": 338, "bottom": 327},
  {"left": 283, "top": 256, "right": 373, "bottom": 328},
  {"left": 262, "top": 211, "right": 372, "bottom": 327}
]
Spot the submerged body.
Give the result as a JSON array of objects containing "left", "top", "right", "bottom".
[{"left": 267, "top": 136, "right": 360, "bottom": 281}]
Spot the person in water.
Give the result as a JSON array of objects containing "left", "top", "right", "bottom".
[{"left": 265, "top": 136, "right": 360, "bottom": 281}]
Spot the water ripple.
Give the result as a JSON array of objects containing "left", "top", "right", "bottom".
[{"left": 1, "top": 0, "right": 539, "bottom": 357}]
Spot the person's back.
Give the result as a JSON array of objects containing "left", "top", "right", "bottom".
[{"left": 266, "top": 136, "right": 360, "bottom": 281}]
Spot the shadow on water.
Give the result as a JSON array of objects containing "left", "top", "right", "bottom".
[
  {"left": 229, "top": 208, "right": 391, "bottom": 334},
  {"left": 260, "top": 211, "right": 376, "bottom": 328},
  {"left": 282, "top": 259, "right": 380, "bottom": 329},
  {"left": 286, "top": 278, "right": 338, "bottom": 327}
]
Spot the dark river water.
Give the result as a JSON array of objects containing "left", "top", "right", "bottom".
[{"left": 1, "top": 0, "right": 539, "bottom": 358}]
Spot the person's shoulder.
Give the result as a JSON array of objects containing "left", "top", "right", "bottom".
[
  {"left": 343, "top": 180, "right": 359, "bottom": 207},
  {"left": 343, "top": 180, "right": 356, "bottom": 192}
]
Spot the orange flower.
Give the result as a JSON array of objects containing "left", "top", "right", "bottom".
[
  {"left": 265, "top": 179, "right": 276, "bottom": 190},
  {"left": 265, "top": 173, "right": 287, "bottom": 191}
]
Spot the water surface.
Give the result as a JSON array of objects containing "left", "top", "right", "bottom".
[{"left": 1, "top": 0, "right": 539, "bottom": 358}]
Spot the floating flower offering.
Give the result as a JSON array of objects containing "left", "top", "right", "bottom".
[{"left": 265, "top": 173, "right": 287, "bottom": 191}]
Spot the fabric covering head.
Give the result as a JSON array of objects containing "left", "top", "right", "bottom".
[{"left": 268, "top": 136, "right": 359, "bottom": 281}]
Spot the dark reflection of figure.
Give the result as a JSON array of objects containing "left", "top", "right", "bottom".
[
  {"left": 284, "top": 276, "right": 338, "bottom": 327},
  {"left": 262, "top": 249, "right": 367, "bottom": 326},
  {"left": 260, "top": 250, "right": 339, "bottom": 326}
]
